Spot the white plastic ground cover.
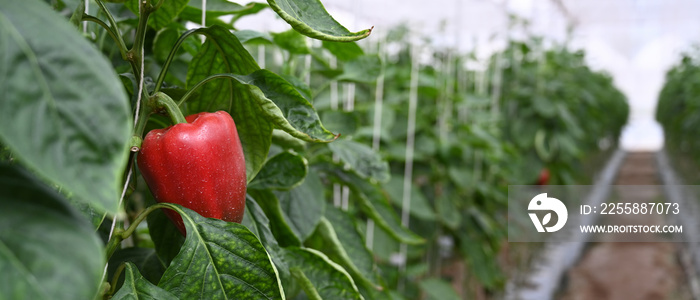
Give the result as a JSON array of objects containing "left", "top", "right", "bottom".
[
  {"left": 656, "top": 151, "right": 700, "bottom": 298},
  {"left": 505, "top": 150, "right": 626, "bottom": 300}
]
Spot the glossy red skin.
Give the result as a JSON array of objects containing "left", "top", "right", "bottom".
[{"left": 138, "top": 111, "right": 246, "bottom": 234}]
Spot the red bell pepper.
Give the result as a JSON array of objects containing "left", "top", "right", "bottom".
[{"left": 138, "top": 111, "right": 246, "bottom": 234}]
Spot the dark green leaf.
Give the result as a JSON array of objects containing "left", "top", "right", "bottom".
[
  {"left": 285, "top": 247, "right": 362, "bottom": 300},
  {"left": 0, "top": 163, "right": 103, "bottom": 299},
  {"left": 153, "top": 24, "right": 186, "bottom": 63},
  {"left": 147, "top": 208, "right": 185, "bottom": 267},
  {"left": 272, "top": 29, "right": 310, "bottom": 54},
  {"left": 273, "top": 172, "right": 326, "bottom": 241},
  {"left": 306, "top": 206, "right": 378, "bottom": 288},
  {"left": 126, "top": 0, "right": 190, "bottom": 30},
  {"left": 0, "top": 0, "right": 131, "bottom": 214},
  {"left": 328, "top": 139, "right": 390, "bottom": 183},
  {"left": 435, "top": 196, "right": 460, "bottom": 230},
  {"left": 181, "top": 1, "right": 268, "bottom": 25},
  {"left": 112, "top": 263, "right": 177, "bottom": 300},
  {"left": 267, "top": 0, "right": 372, "bottom": 41},
  {"left": 249, "top": 151, "right": 308, "bottom": 190},
  {"left": 108, "top": 248, "right": 166, "bottom": 286},
  {"left": 158, "top": 204, "right": 284, "bottom": 299},
  {"left": 248, "top": 189, "right": 301, "bottom": 247},
  {"left": 242, "top": 197, "right": 293, "bottom": 294}
]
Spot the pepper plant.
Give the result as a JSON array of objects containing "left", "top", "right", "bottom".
[
  {"left": 0, "top": 0, "right": 407, "bottom": 299},
  {"left": 657, "top": 46, "right": 700, "bottom": 181}
]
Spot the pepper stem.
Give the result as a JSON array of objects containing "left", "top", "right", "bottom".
[{"left": 152, "top": 92, "right": 188, "bottom": 125}]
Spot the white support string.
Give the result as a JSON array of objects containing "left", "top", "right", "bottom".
[
  {"left": 490, "top": 51, "right": 503, "bottom": 119},
  {"left": 366, "top": 39, "right": 387, "bottom": 250},
  {"left": 397, "top": 43, "right": 421, "bottom": 292},
  {"left": 329, "top": 55, "right": 341, "bottom": 208},
  {"left": 201, "top": 0, "right": 207, "bottom": 27},
  {"left": 84, "top": 0, "right": 89, "bottom": 33},
  {"left": 340, "top": 82, "right": 355, "bottom": 212},
  {"left": 258, "top": 45, "right": 266, "bottom": 68},
  {"left": 438, "top": 51, "right": 454, "bottom": 141}
]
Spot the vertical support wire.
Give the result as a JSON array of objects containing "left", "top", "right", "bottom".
[
  {"left": 258, "top": 45, "right": 266, "bottom": 69},
  {"left": 201, "top": 0, "right": 207, "bottom": 27},
  {"left": 398, "top": 43, "right": 421, "bottom": 292},
  {"left": 84, "top": 0, "right": 89, "bottom": 33},
  {"left": 329, "top": 55, "right": 341, "bottom": 208},
  {"left": 340, "top": 82, "right": 355, "bottom": 211},
  {"left": 366, "top": 38, "right": 387, "bottom": 250}
]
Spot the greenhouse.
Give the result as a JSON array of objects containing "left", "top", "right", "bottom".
[{"left": 2, "top": 0, "right": 700, "bottom": 299}]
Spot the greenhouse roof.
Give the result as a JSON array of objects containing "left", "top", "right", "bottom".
[{"left": 238, "top": 0, "right": 700, "bottom": 150}]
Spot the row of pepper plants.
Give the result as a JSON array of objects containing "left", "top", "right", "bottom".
[
  {"left": 0, "top": 0, "right": 628, "bottom": 299},
  {"left": 657, "top": 46, "right": 700, "bottom": 180}
]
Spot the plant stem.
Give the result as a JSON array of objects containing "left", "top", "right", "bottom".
[
  {"left": 176, "top": 73, "right": 235, "bottom": 106},
  {"left": 154, "top": 28, "right": 200, "bottom": 93},
  {"left": 153, "top": 92, "right": 188, "bottom": 124},
  {"left": 94, "top": 0, "right": 128, "bottom": 55},
  {"left": 127, "top": 0, "right": 153, "bottom": 94},
  {"left": 109, "top": 263, "right": 127, "bottom": 295},
  {"left": 81, "top": 15, "right": 128, "bottom": 60},
  {"left": 104, "top": 203, "right": 168, "bottom": 260}
]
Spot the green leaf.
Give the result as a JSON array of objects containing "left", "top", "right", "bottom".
[
  {"left": 266, "top": 0, "right": 372, "bottom": 42},
  {"left": 153, "top": 23, "right": 186, "bottom": 63},
  {"left": 0, "top": 163, "right": 103, "bottom": 300},
  {"left": 233, "top": 70, "right": 338, "bottom": 142},
  {"left": 457, "top": 219, "right": 504, "bottom": 289},
  {"left": 108, "top": 248, "right": 166, "bottom": 286},
  {"left": 271, "top": 129, "right": 306, "bottom": 151},
  {"left": 419, "top": 278, "right": 460, "bottom": 300},
  {"left": 306, "top": 207, "right": 378, "bottom": 288},
  {"left": 68, "top": 0, "right": 85, "bottom": 28},
  {"left": 273, "top": 172, "right": 326, "bottom": 241},
  {"left": 180, "top": 1, "right": 268, "bottom": 25},
  {"left": 322, "top": 40, "right": 364, "bottom": 61},
  {"left": 112, "top": 263, "right": 177, "bottom": 300},
  {"left": 384, "top": 175, "right": 436, "bottom": 221},
  {"left": 157, "top": 204, "right": 284, "bottom": 299},
  {"left": 321, "top": 164, "right": 424, "bottom": 245},
  {"left": 185, "top": 26, "right": 336, "bottom": 182},
  {"left": 147, "top": 207, "right": 186, "bottom": 267},
  {"left": 272, "top": 29, "right": 310, "bottom": 54},
  {"left": 249, "top": 151, "right": 308, "bottom": 190},
  {"left": 285, "top": 247, "right": 363, "bottom": 300},
  {"left": 0, "top": 0, "right": 131, "bottom": 214},
  {"left": 248, "top": 189, "right": 301, "bottom": 246},
  {"left": 321, "top": 111, "right": 359, "bottom": 138},
  {"left": 337, "top": 55, "right": 382, "bottom": 83},
  {"left": 126, "top": 0, "right": 190, "bottom": 30},
  {"left": 328, "top": 139, "right": 391, "bottom": 182},
  {"left": 435, "top": 196, "right": 460, "bottom": 230},
  {"left": 235, "top": 30, "right": 274, "bottom": 44},
  {"left": 329, "top": 139, "right": 390, "bottom": 183},
  {"left": 242, "top": 197, "right": 292, "bottom": 289}
]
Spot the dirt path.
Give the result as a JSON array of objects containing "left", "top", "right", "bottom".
[{"left": 560, "top": 152, "right": 691, "bottom": 300}]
